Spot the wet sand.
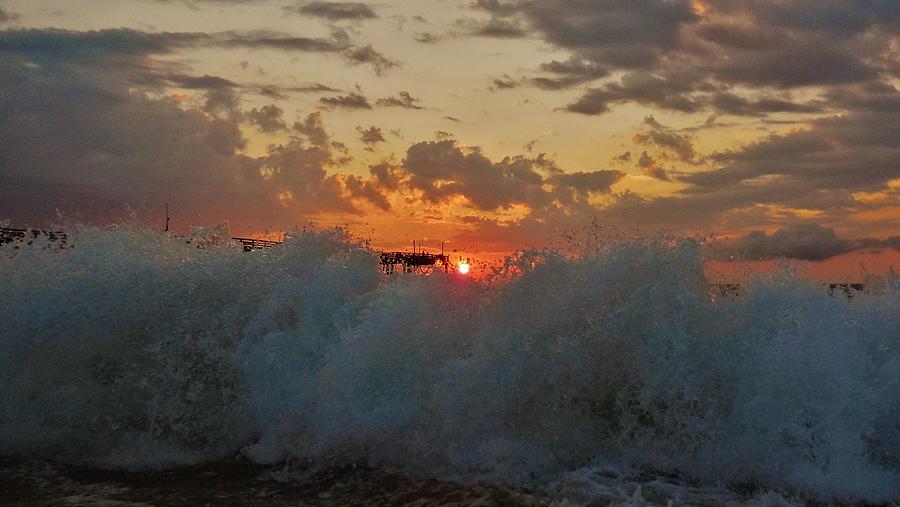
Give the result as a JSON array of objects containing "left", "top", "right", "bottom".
[{"left": 0, "top": 457, "right": 548, "bottom": 506}]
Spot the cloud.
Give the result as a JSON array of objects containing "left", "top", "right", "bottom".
[
  {"left": 477, "top": 0, "right": 697, "bottom": 69},
  {"left": 708, "top": 92, "right": 825, "bottom": 117},
  {"left": 614, "top": 151, "right": 631, "bottom": 162},
  {"left": 0, "top": 2, "right": 19, "bottom": 24},
  {"left": 412, "top": 32, "right": 439, "bottom": 44},
  {"left": 550, "top": 170, "right": 625, "bottom": 195},
  {"left": 319, "top": 92, "right": 372, "bottom": 109},
  {"left": 369, "top": 161, "right": 403, "bottom": 191},
  {"left": 258, "top": 111, "right": 359, "bottom": 215},
  {"left": 357, "top": 125, "right": 386, "bottom": 150},
  {"left": 345, "top": 175, "right": 391, "bottom": 210},
  {"left": 632, "top": 115, "right": 696, "bottom": 162},
  {"left": 342, "top": 45, "right": 398, "bottom": 75},
  {"left": 246, "top": 104, "right": 288, "bottom": 133},
  {"left": 0, "top": 27, "right": 372, "bottom": 228},
  {"left": 202, "top": 88, "right": 242, "bottom": 115},
  {"left": 720, "top": 223, "right": 854, "bottom": 261},
  {"left": 253, "top": 82, "right": 340, "bottom": 100},
  {"left": 566, "top": 71, "right": 703, "bottom": 115},
  {"left": 593, "top": 84, "right": 900, "bottom": 232},
  {"left": 401, "top": 140, "right": 623, "bottom": 211},
  {"left": 490, "top": 75, "right": 519, "bottom": 90},
  {"left": 218, "top": 30, "right": 346, "bottom": 52},
  {"left": 284, "top": 2, "right": 377, "bottom": 21},
  {"left": 0, "top": 27, "right": 396, "bottom": 76},
  {"left": 375, "top": 91, "right": 423, "bottom": 109},
  {"left": 637, "top": 151, "right": 670, "bottom": 181},
  {"left": 453, "top": 17, "right": 527, "bottom": 38},
  {"left": 529, "top": 57, "right": 609, "bottom": 90},
  {"left": 472, "top": 0, "right": 900, "bottom": 122}
]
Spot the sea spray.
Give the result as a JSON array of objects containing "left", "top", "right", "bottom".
[{"left": 1, "top": 225, "right": 899, "bottom": 503}]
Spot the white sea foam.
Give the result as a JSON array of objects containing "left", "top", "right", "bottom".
[{"left": 1, "top": 225, "right": 898, "bottom": 503}]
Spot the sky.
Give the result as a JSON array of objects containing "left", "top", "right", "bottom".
[{"left": 1, "top": 0, "right": 900, "bottom": 276}]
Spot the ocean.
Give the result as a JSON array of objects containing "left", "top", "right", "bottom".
[{"left": 1, "top": 225, "right": 898, "bottom": 505}]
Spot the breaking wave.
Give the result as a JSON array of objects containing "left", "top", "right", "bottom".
[{"left": 2, "top": 225, "right": 899, "bottom": 503}]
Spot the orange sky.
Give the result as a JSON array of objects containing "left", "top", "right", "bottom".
[{"left": 1, "top": 0, "right": 899, "bottom": 280}]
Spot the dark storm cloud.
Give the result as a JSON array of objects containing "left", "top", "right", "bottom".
[
  {"left": 473, "top": 0, "right": 900, "bottom": 122},
  {"left": 0, "top": 28, "right": 371, "bottom": 227},
  {"left": 703, "top": 39, "right": 878, "bottom": 89},
  {"left": 476, "top": 0, "right": 697, "bottom": 69},
  {"left": 319, "top": 92, "right": 372, "bottom": 109},
  {"left": 284, "top": 2, "right": 377, "bottom": 21},
  {"left": 707, "top": 0, "right": 900, "bottom": 36}
]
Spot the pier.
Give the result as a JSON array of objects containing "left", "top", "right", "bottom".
[
  {"left": 0, "top": 227, "right": 67, "bottom": 247},
  {"left": 378, "top": 251, "right": 451, "bottom": 274},
  {"left": 231, "top": 237, "right": 282, "bottom": 252}
]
